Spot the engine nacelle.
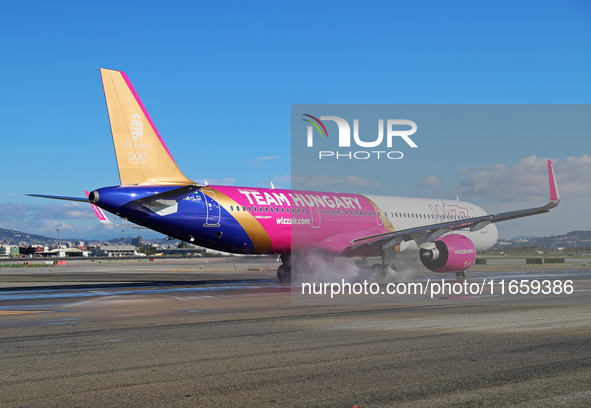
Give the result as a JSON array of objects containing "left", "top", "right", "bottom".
[{"left": 419, "top": 234, "right": 476, "bottom": 273}]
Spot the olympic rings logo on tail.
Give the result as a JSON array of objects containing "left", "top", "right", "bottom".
[{"left": 127, "top": 151, "right": 148, "bottom": 165}]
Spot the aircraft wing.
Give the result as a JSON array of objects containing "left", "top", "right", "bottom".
[
  {"left": 344, "top": 160, "right": 560, "bottom": 253},
  {"left": 314, "top": 229, "right": 389, "bottom": 253}
]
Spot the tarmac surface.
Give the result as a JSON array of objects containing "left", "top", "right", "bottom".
[{"left": 1, "top": 257, "right": 591, "bottom": 407}]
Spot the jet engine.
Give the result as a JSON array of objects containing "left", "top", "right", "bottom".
[{"left": 419, "top": 234, "right": 476, "bottom": 273}]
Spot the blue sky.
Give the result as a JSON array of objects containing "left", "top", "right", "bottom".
[{"left": 1, "top": 0, "right": 590, "bottom": 240}]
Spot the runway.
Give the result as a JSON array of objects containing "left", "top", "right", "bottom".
[{"left": 1, "top": 257, "right": 591, "bottom": 407}]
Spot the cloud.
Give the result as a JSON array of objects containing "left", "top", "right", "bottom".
[
  {"left": 255, "top": 156, "right": 282, "bottom": 161},
  {"left": 292, "top": 175, "right": 386, "bottom": 190},
  {"left": 0, "top": 202, "right": 94, "bottom": 223},
  {"left": 0, "top": 201, "right": 165, "bottom": 241},
  {"left": 419, "top": 176, "right": 443, "bottom": 190},
  {"left": 0, "top": 202, "right": 99, "bottom": 238},
  {"left": 269, "top": 174, "right": 291, "bottom": 189},
  {"left": 247, "top": 156, "right": 283, "bottom": 167},
  {"left": 270, "top": 175, "right": 291, "bottom": 184},
  {"left": 199, "top": 177, "right": 236, "bottom": 185},
  {"left": 35, "top": 202, "right": 95, "bottom": 219},
  {"left": 455, "top": 155, "right": 591, "bottom": 202}
]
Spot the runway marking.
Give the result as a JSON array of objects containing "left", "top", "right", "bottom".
[{"left": 0, "top": 310, "right": 48, "bottom": 315}]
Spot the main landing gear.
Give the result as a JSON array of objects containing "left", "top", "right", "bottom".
[
  {"left": 456, "top": 270, "right": 468, "bottom": 279},
  {"left": 277, "top": 254, "right": 291, "bottom": 283},
  {"left": 370, "top": 247, "right": 398, "bottom": 281},
  {"left": 370, "top": 263, "right": 397, "bottom": 282}
]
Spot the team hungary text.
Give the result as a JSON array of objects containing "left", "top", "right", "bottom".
[{"left": 306, "top": 116, "right": 418, "bottom": 160}]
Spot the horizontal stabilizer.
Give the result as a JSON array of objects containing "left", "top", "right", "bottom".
[
  {"left": 26, "top": 194, "right": 89, "bottom": 203},
  {"left": 128, "top": 185, "right": 201, "bottom": 216}
]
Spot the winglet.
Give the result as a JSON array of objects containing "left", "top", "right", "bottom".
[
  {"left": 546, "top": 160, "right": 560, "bottom": 209},
  {"left": 85, "top": 191, "right": 113, "bottom": 224}
]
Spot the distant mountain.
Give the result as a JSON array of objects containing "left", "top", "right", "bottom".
[
  {"left": 497, "top": 230, "right": 591, "bottom": 249},
  {"left": 509, "top": 235, "right": 540, "bottom": 241},
  {"left": 0, "top": 227, "right": 174, "bottom": 247},
  {"left": 0, "top": 227, "right": 101, "bottom": 246},
  {"left": 104, "top": 236, "right": 179, "bottom": 245},
  {"left": 2, "top": 226, "right": 591, "bottom": 250},
  {"left": 0, "top": 228, "right": 57, "bottom": 245}
]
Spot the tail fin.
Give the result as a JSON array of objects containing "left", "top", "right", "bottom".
[{"left": 100, "top": 68, "right": 194, "bottom": 186}]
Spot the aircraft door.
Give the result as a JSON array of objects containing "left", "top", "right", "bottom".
[
  {"left": 199, "top": 189, "right": 221, "bottom": 227},
  {"left": 310, "top": 206, "right": 321, "bottom": 228}
]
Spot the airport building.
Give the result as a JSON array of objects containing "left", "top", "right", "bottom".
[
  {"left": 19, "top": 246, "right": 47, "bottom": 256},
  {"left": 0, "top": 246, "right": 20, "bottom": 257},
  {"left": 91, "top": 245, "right": 143, "bottom": 257},
  {"left": 38, "top": 248, "right": 91, "bottom": 257}
]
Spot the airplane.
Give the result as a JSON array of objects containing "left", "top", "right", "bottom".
[{"left": 28, "top": 68, "right": 560, "bottom": 283}]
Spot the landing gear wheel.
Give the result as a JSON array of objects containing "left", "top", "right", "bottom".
[
  {"left": 371, "top": 263, "right": 397, "bottom": 282},
  {"left": 277, "top": 264, "right": 291, "bottom": 283},
  {"left": 456, "top": 270, "right": 468, "bottom": 279},
  {"left": 371, "top": 264, "right": 383, "bottom": 272}
]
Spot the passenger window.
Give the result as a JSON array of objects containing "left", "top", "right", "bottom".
[
  {"left": 281, "top": 207, "right": 285, "bottom": 213},
  {"left": 242, "top": 206, "right": 246, "bottom": 212},
  {"left": 302, "top": 208, "right": 306, "bottom": 214},
  {"left": 236, "top": 206, "right": 240, "bottom": 212},
  {"left": 265, "top": 207, "right": 268, "bottom": 213},
  {"left": 230, "top": 205, "right": 234, "bottom": 211},
  {"left": 254, "top": 207, "right": 257, "bottom": 212}
]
